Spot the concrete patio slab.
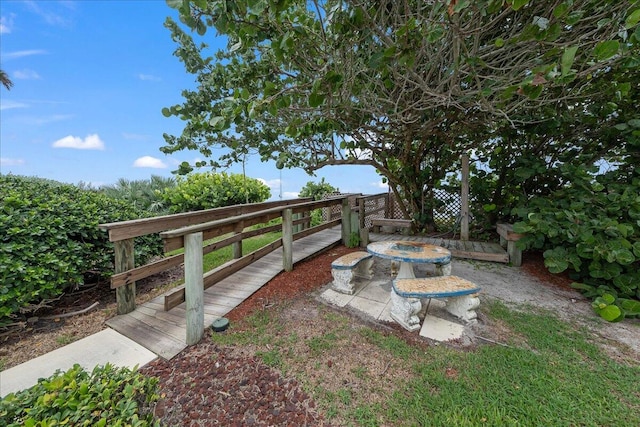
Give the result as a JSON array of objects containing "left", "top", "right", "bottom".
[
  {"left": 355, "top": 279, "right": 392, "bottom": 303},
  {"left": 348, "top": 296, "right": 388, "bottom": 319},
  {"left": 320, "top": 288, "right": 353, "bottom": 307},
  {"left": 419, "top": 315, "right": 465, "bottom": 342}
]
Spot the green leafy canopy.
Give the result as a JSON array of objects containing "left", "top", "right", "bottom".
[{"left": 161, "top": 0, "right": 639, "bottom": 231}]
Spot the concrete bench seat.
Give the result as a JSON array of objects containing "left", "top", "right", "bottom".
[
  {"left": 371, "top": 218, "right": 412, "bottom": 233},
  {"left": 331, "top": 251, "right": 374, "bottom": 295},
  {"left": 390, "top": 276, "right": 481, "bottom": 331}
]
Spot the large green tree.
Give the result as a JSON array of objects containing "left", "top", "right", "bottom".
[{"left": 162, "top": 0, "right": 639, "bottom": 230}]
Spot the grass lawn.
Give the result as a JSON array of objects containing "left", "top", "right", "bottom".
[{"left": 212, "top": 299, "right": 640, "bottom": 426}]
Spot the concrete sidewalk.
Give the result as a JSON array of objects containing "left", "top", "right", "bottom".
[{"left": 1, "top": 328, "right": 157, "bottom": 398}]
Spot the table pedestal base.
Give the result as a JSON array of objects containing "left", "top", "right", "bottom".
[
  {"left": 390, "top": 290, "right": 422, "bottom": 331},
  {"left": 445, "top": 294, "right": 480, "bottom": 323},
  {"left": 435, "top": 262, "right": 452, "bottom": 276}
]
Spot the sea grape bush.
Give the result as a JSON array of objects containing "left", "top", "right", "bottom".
[
  {"left": 0, "top": 363, "right": 160, "bottom": 426},
  {"left": 513, "top": 167, "right": 640, "bottom": 321},
  {"left": 0, "top": 175, "right": 163, "bottom": 323},
  {"left": 160, "top": 171, "right": 271, "bottom": 213},
  {"left": 298, "top": 178, "right": 339, "bottom": 226}
]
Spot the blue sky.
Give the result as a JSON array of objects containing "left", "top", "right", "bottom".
[{"left": 0, "top": 0, "right": 386, "bottom": 199}]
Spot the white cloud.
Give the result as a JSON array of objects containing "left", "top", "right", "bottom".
[
  {"left": 0, "top": 157, "right": 25, "bottom": 167},
  {"left": 138, "top": 73, "right": 161, "bottom": 82},
  {"left": 3, "top": 49, "right": 47, "bottom": 60},
  {"left": 283, "top": 191, "right": 299, "bottom": 199},
  {"left": 13, "top": 69, "right": 41, "bottom": 80},
  {"left": 258, "top": 178, "right": 282, "bottom": 189},
  {"left": 351, "top": 147, "right": 373, "bottom": 160},
  {"left": 0, "top": 14, "right": 15, "bottom": 34},
  {"left": 24, "top": 0, "right": 70, "bottom": 26},
  {"left": 52, "top": 134, "right": 105, "bottom": 150},
  {"left": 0, "top": 100, "right": 29, "bottom": 110},
  {"left": 133, "top": 156, "right": 168, "bottom": 169},
  {"left": 372, "top": 180, "right": 388, "bottom": 189}
]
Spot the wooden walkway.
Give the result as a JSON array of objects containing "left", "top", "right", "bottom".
[
  {"left": 106, "top": 227, "right": 343, "bottom": 359},
  {"left": 107, "top": 228, "right": 508, "bottom": 360}
]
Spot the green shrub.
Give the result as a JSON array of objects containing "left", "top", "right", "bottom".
[
  {"left": 299, "top": 178, "right": 338, "bottom": 226},
  {"left": 0, "top": 363, "right": 160, "bottom": 426},
  {"left": 298, "top": 178, "right": 338, "bottom": 201},
  {"left": 513, "top": 166, "right": 640, "bottom": 321},
  {"left": 0, "top": 175, "right": 163, "bottom": 323},
  {"left": 160, "top": 171, "right": 271, "bottom": 213}
]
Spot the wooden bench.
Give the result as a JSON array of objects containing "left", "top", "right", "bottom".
[
  {"left": 497, "top": 223, "right": 526, "bottom": 266},
  {"left": 371, "top": 218, "right": 412, "bottom": 234},
  {"left": 390, "top": 276, "right": 481, "bottom": 331},
  {"left": 331, "top": 251, "right": 374, "bottom": 295}
]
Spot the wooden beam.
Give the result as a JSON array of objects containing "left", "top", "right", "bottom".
[
  {"left": 282, "top": 208, "right": 293, "bottom": 271},
  {"left": 232, "top": 221, "right": 243, "bottom": 259},
  {"left": 99, "top": 198, "right": 312, "bottom": 242},
  {"left": 160, "top": 197, "right": 346, "bottom": 240},
  {"left": 115, "top": 239, "right": 136, "bottom": 314},
  {"left": 341, "top": 198, "right": 351, "bottom": 245},
  {"left": 184, "top": 232, "right": 204, "bottom": 346},
  {"left": 111, "top": 252, "right": 183, "bottom": 289}
]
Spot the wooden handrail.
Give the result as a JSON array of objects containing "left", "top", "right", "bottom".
[
  {"left": 98, "top": 198, "right": 313, "bottom": 242},
  {"left": 160, "top": 196, "right": 347, "bottom": 239},
  {"left": 160, "top": 196, "right": 349, "bottom": 252}
]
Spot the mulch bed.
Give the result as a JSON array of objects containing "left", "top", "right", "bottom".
[{"left": 139, "top": 245, "right": 360, "bottom": 426}]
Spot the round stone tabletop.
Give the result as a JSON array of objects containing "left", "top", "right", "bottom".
[{"left": 366, "top": 240, "right": 451, "bottom": 264}]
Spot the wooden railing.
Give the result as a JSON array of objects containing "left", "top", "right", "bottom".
[
  {"left": 99, "top": 198, "right": 313, "bottom": 315},
  {"left": 99, "top": 195, "right": 355, "bottom": 314}
]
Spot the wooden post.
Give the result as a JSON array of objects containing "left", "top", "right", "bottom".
[
  {"left": 358, "top": 197, "right": 369, "bottom": 246},
  {"left": 341, "top": 198, "right": 352, "bottom": 245},
  {"left": 282, "top": 208, "right": 293, "bottom": 271},
  {"left": 232, "top": 221, "right": 243, "bottom": 259},
  {"left": 184, "top": 232, "right": 204, "bottom": 345},
  {"left": 114, "top": 239, "right": 136, "bottom": 315},
  {"left": 461, "top": 153, "right": 470, "bottom": 241},
  {"left": 292, "top": 212, "right": 301, "bottom": 233}
]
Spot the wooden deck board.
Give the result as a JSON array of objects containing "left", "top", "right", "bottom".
[{"left": 106, "top": 314, "right": 185, "bottom": 360}]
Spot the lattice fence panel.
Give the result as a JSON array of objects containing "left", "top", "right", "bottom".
[
  {"left": 322, "top": 191, "right": 345, "bottom": 221},
  {"left": 387, "top": 190, "right": 462, "bottom": 230},
  {"left": 363, "top": 197, "right": 386, "bottom": 229},
  {"left": 319, "top": 190, "right": 463, "bottom": 231}
]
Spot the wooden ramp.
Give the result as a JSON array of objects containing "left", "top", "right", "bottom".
[
  {"left": 107, "top": 227, "right": 342, "bottom": 360},
  {"left": 369, "top": 233, "right": 509, "bottom": 264}
]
